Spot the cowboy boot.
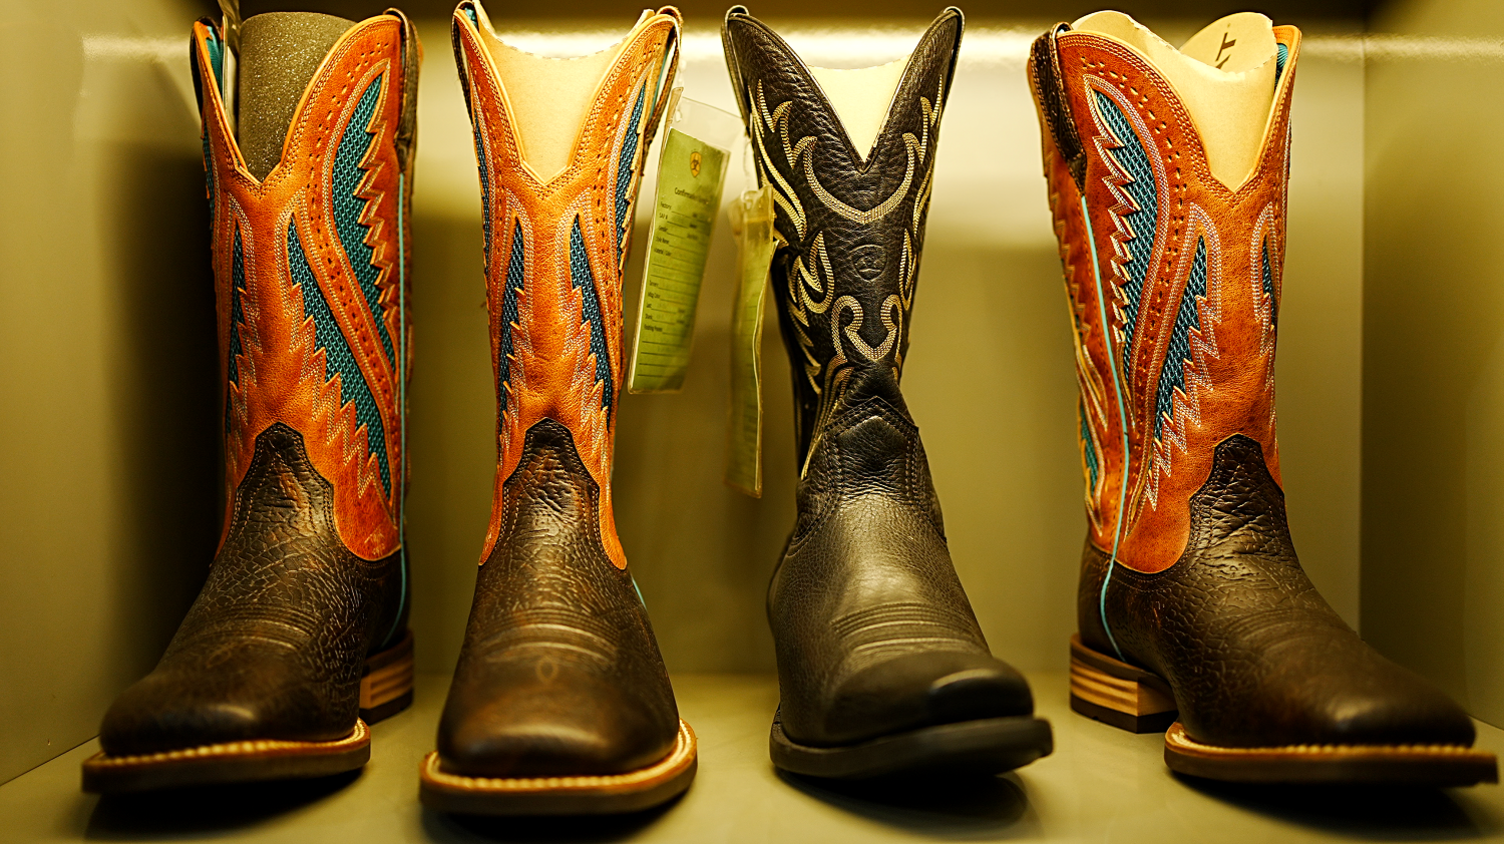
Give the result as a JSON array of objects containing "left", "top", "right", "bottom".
[
  {"left": 417, "top": 1, "right": 693, "bottom": 815},
  {"left": 722, "top": 7, "right": 1053, "bottom": 780},
  {"left": 1030, "top": 11, "right": 1497, "bottom": 785},
  {"left": 83, "top": 8, "right": 419, "bottom": 793}
]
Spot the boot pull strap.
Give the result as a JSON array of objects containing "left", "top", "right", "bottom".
[
  {"left": 384, "top": 7, "right": 422, "bottom": 174},
  {"left": 642, "top": 9, "right": 683, "bottom": 155},
  {"left": 1030, "top": 23, "right": 1086, "bottom": 192}
]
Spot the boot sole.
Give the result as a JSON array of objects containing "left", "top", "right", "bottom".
[
  {"left": 1069, "top": 633, "right": 1500, "bottom": 785},
  {"left": 417, "top": 718, "right": 697, "bottom": 815},
  {"left": 1068, "top": 633, "right": 1178, "bottom": 733},
  {"left": 81, "top": 630, "right": 415, "bottom": 794},
  {"left": 770, "top": 711, "right": 1053, "bottom": 779},
  {"left": 1164, "top": 721, "right": 1498, "bottom": 785}
]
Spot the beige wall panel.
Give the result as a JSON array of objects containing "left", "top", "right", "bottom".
[
  {"left": 1364, "top": 0, "right": 1504, "bottom": 726},
  {"left": 0, "top": 0, "right": 213, "bottom": 784}
]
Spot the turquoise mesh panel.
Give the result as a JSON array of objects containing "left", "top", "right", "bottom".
[
  {"left": 1262, "top": 238, "right": 1277, "bottom": 324},
  {"left": 614, "top": 83, "right": 647, "bottom": 261},
  {"left": 474, "top": 127, "right": 492, "bottom": 268},
  {"left": 498, "top": 221, "right": 523, "bottom": 398},
  {"left": 290, "top": 222, "right": 391, "bottom": 495},
  {"left": 465, "top": 6, "right": 479, "bottom": 27},
  {"left": 1154, "top": 237, "right": 1207, "bottom": 441},
  {"left": 1092, "top": 90, "right": 1158, "bottom": 375},
  {"left": 332, "top": 74, "right": 396, "bottom": 367},
  {"left": 201, "top": 131, "right": 214, "bottom": 204},
  {"left": 1079, "top": 399, "right": 1099, "bottom": 491},
  {"left": 570, "top": 217, "right": 613, "bottom": 414},
  {"left": 1276, "top": 42, "right": 1289, "bottom": 82},
  {"left": 225, "top": 225, "right": 246, "bottom": 432},
  {"left": 205, "top": 29, "right": 224, "bottom": 90}
]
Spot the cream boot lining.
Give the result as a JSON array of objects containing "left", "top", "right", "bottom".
[
  {"left": 475, "top": 9, "right": 653, "bottom": 183},
  {"left": 1073, "top": 11, "right": 1277, "bottom": 191},
  {"left": 808, "top": 57, "right": 907, "bottom": 163}
]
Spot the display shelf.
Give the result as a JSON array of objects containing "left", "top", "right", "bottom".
[{"left": 3, "top": 671, "right": 1502, "bottom": 843}]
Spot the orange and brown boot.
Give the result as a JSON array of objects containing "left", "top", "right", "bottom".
[
  {"left": 1030, "top": 11, "right": 1496, "bottom": 785},
  {"left": 83, "top": 7, "right": 419, "bottom": 793},
  {"left": 417, "top": 1, "right": 694, "bottom": 815}
]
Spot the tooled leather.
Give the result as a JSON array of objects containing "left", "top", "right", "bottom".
[
  {"left": 723, "top": 7, "right": 961, "bottom": 462},
  {"left": 452, "top": 2, "right": 679, "bottom": 570},
  {"left": 192, "top": 15, "right": 415, "bottom": 562},
  {"left": 437, "top": 419, "right": 678, "bottom": 776},
  {"left": 95, "top": 17, "right": 418, "bottom": 757},
  {"left": 1035, "top": 24, "right": 1476, "bottom": 750},
  {"left": 100, "top": 424, "right": 405, "bottom": 756},
  {"left": 1029, "top": 25, "right": 1297, "bottom": 574},
  {"left": 1077, "top": 435, "right": 1475, "bottom": 748},
  {"left": 771, "top": 377, "right": 1033, "bottom": 746},
  {"left": 726, "top": 8, "right": 1034, "bottom": 749}
]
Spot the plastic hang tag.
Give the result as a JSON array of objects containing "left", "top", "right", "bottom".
[
  {"left": 725, "top": 185, "right": 775, "bottom": 498},
  {"left": 627, "top": 90, "right": 741, "bottom": 394}
]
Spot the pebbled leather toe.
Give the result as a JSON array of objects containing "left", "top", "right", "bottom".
[
  {"left": 810, "top": 651, "right": 1034, "bottom": 746},
  {"left": 435, "top": 420, "right": 682, "bottom": 779},
  {"left": 99, "top": 651, "right": 349, "bottom": 756}
]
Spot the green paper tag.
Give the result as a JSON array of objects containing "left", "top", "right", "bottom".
[
  {"left": 725, "top": 186, "right": 775, "bottom": 497},
  {"left": 627, "top": 113, "right": 732, "bottom": 393}
]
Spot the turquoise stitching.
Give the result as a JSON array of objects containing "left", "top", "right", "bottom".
[
  {"left": 1082, "top": 195, "right": 1127, "bottom": 661},
  {"left": 387, "top": 172, "right": 408, "bottom": 646}
]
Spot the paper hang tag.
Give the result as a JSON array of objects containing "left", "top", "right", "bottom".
[
  {"left": 627, "top": 91, "right": 740, "bottom": 394},
  {"left": 725, "top": 185, "right": 775, "bottom": 498}
]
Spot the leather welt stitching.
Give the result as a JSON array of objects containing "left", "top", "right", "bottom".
[{"left": 87, "top": 722, "right": 368, "bottom": 767}]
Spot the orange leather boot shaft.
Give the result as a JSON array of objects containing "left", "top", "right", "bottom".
[
  {"left": 191, "top": 14, "right": 418, "bottom": 562},
  {"left": 451, "top": 2, "right": 680, "bottom": 569},
  {"left": 1029, "top": 24, "right": 1300, "bottom": 574}
]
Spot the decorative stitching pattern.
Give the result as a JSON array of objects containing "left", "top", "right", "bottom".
[
  {"left": 748, "top": 76, "right": 945, "bottom": 401},
  {"left": 1079, "top": 398, "right": 1100, "bottom": 492},
  {"left": 498, "top": 219, "right": 524, "bottom": 408},
  {"left": 331, "top": 74, "right": 396, "bottom": 366},
  {"left": 1085, "top": 78, "right": 1166, "bottom": 379},
  {"left": 291, "top": 222, "right": 391, "bottom": 496},
  {"left": 614, "top": 82, "right": 647, "bottom": 262},
  {"left": 570, "top": 216, "right": 614, "bottom": 415},
  {"left": 1154, "top": 237, "right": 1207, "bottom": 443},
  {"left": 225, "top": 223, "right": 246, "bottom": 432},
  {"left": 1145, "top": 205, "right": 1224, "bottom": 507}
]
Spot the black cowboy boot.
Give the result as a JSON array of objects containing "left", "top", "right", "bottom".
[{"left": 722, "top": 6, "right": 1052, "bottom": 780}]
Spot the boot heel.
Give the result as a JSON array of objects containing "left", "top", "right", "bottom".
[
  {"left": 1069, "top": 633, "right": 1177, "bottom": 734},
  {"left": 361, "top": 629, "right": 414, "bottom": 723}
]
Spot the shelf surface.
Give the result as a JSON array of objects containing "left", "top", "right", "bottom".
[{"left": 3, "top": 671, "right": 1503, "bottom": 843}]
